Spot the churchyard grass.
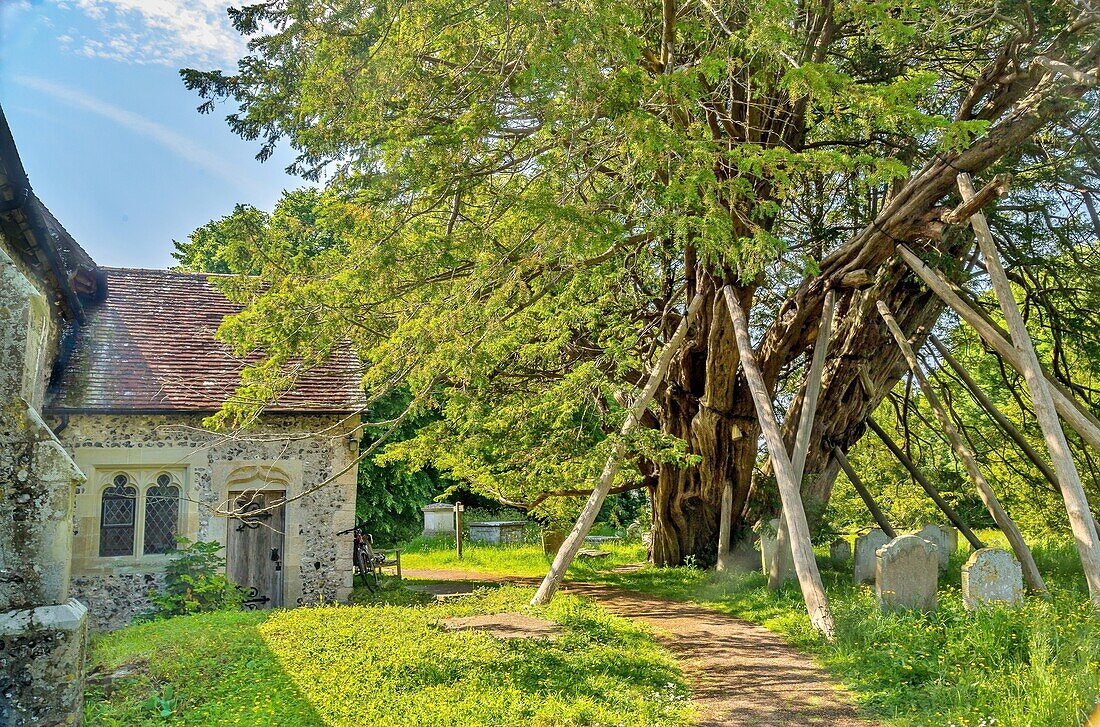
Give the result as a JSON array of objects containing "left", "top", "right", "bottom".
[
  {"left": 399, "top": 535, "right": 648, "bottom": 577},
  {"left": 404, "top": 533, "right": 1099, "bottom": 726},
  {"left": 83, "top": 585, "right": 692, "bottom": 726}
]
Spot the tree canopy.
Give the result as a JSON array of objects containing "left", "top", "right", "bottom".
[{"left": 182, "top": 0, "right": 1100, "bottom": 568}]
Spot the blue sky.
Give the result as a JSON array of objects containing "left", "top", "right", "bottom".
[{"left": 0, "top": 0, "right": 302, "bottom": 268}]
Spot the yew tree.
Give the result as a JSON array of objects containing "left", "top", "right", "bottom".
[{"left": 185, "top": 0, "right": 1100, "bottom": 566}]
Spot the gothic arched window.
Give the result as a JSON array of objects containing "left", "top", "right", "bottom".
[
  {"left": 99, "top": 474, "right": 138, "bottom": 557},
  {"left": 143, "top": 473, "right": 181, "bottom": 555}
]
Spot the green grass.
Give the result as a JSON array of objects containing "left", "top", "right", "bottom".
[
  {"left": 399, "top": 533, "right": 1100, "bottom": 726},
  {"left": 399, "top": 535, "right": 648, "bottom": 578},
  {"left": 587, "top": 535, "right": 1100, "bottom": 727},
  {"left": 84, "top": 586, "right": 692, "bottom": 727}
]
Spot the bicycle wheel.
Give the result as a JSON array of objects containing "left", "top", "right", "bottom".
[{"left": 355, "top": 546, "right": 374, "bottom": 590}]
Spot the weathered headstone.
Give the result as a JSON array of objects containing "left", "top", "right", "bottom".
[
  {"left": 830, "top": 537, "right": 852, "bottom": 561},
  {"left": 757, "top": 518, "right": 795, "bottom": 586},
  {"left": 853, "top": 528, "right": 890, "bottom": 584},
  {"left": 542, "top": 529, "right": 566, "bottom": 555},
  {"left": 962, "top": 548, "right": 1024, "bottom": 610},
  {"left": 916, "top": 524, "right": 958, "bottom": 573},
  {"left": 875, "top": 534, "right": 938, "bottom": 612}
]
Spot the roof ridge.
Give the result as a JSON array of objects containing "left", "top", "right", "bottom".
[{"left": 100, "top": 266, "right": 246, "bottom": 279}]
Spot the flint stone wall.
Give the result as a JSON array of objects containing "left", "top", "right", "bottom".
[
  {"left": 854, "top": 529, "right": 889, "bottom": 584},
  {"left": 57, "top": 413, "right": 359, "bottom": 631},
  {"left": 962, "top": 548, "right": 1023, "bottom": 610},
  {"left": 875, "top": 534, "right": 938, "bottom": 612}
]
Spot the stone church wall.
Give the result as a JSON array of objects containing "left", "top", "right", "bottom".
[{"left": 58, "top": 413, "right": 359, "bottom": 631}]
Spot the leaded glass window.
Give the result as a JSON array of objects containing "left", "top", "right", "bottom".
[
  {"left": 99, "top": 476, "right": 137, "bottom": 557},
  {"left": 143, "top": 477, "right": 180, "bottom": 555}
]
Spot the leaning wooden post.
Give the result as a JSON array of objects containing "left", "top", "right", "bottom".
[
  {"left": 866, "top": 418, "right": 984, "bottom": 550},
  {"left": 898, "top": 245, "right": 1100, "bottom": 453},
  {"left": 958, "top": 173, "right": 1100, "bottom": 604},
  {"left": 531, "top": 293, "right": 705, "bottom": 605},
  {"left": 877, "top": 300, "right": 1046, "bottom": 594},
  {"left": 929, "top": 334, "right": 1063, "bottom": 493},
  {"left": 831, "top": 446, "right": 896, "bottom": 538},
  {"left": 715, "top": 482, "right": 734, "bottom": 571},
  {"left": 771, "top": 290, "right": 836, "bottom": 590},
  {"left": 725, "top": 287, "right": 836, "bottom": 639}
]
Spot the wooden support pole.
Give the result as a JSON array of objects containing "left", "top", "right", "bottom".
[
  {"left": 532, "top": 293, "right": 705, "bottom": 605},
  {"left": 929, "top": 334, "right": 1061, "bottom": 491},
  {"left": 725, "top": 287, "right": 836, "bottom": 638},
  {"left": 898, "top": 245, "right": 1100, "bottom": 452},
  {"left": 877, "top": 300, "right": 1046, "bottom": 594},
  {"left": 831, "top": 446, "right": 897, "bottom": 538},
  {"left": 715, "top": 482, "right": 733, "bottom": 572},
  {"left": 866, "top": 417, "right": 985, "bottom": 550},
  {"left": 771, "top": 291, "right": 836, "bottom": 590},
  {"left": 958, "top": 172, "right": 1100, "bottom": 604}
]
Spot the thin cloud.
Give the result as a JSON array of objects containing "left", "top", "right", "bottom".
[
  {"left": 17, "top": 76, "right": 255, "bottom": 191},
  {"left": 61, "top": 0, "right": 248, "bottom": 67}
]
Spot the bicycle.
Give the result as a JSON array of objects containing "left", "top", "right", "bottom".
[{"left": 337, "top": 517, "right": 387, "bottom": 589}]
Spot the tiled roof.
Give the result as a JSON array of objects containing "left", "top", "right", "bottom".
[{"left": 49, "top": 267, "right": 364, "bottom": 414}]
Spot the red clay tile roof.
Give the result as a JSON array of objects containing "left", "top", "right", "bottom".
[{"left": 49, "top": 267, "right": 364, "bottom": 414}]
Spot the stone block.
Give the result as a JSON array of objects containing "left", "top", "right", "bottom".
[
  {"left": 915, "top": 524, "right": 958, "bottom": 573},
  {"left": 757, "top": 518, "right": 795, "bottom": 586},
  {"left": 468, "top": 521, "right": 527, "bottom": 545},
  {"left": 421, "top": 503, "right": 455, "bottom": 536},
  {"left": 962, "top": 548, "right": 1023, "bottom": 610},
  {"left": 830, "top": 537, "right": 852, "bottom": 561},
  {"left": 0, "top": 599, "right": 88, "bottom": 726},
  {"left": 875, "top": 535, "right": 938, "bottom": 612},
  {"left": 853, "top": 528, "right": 889, "bottom": 584}
]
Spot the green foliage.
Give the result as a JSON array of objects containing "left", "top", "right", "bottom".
[
  {"left": 144, "top": 539, "right": 246, "bottom": 620},
  {"left": 175, "top": 0, "right": 1044, "bottom": 515},
  {"left": 85, "top": 587, "right": 692, "bottom": 726}
]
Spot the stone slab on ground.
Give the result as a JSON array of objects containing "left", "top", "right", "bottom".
[
  {"left": 962, "top": 548, "right": 1023, "bottom": 610},
  {"left": 439, "top": 612, "right": 562, "bottom": 640},
  {"left": 407, "top": 582, "right": 488, "bottom": 600},
  {"left": 854, "top": 529, "right": 890, "bottom": 584},
  {"left": 875, "top": 535, "right": 938, "bottom": 612},
  {"left": 576, "top": 548, "right": 612, "bottom": 558}
]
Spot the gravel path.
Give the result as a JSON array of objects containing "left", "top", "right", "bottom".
[{"left": 404, "top": 568, "right": 877, "bottom": 727}]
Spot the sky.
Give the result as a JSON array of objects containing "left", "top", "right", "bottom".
[{"left": 0, "top": 0, "right": 303, "bottom": 268}]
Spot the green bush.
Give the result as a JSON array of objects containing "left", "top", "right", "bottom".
[{"left": 145, "top": 539, "right": 246, "bottom": 619}]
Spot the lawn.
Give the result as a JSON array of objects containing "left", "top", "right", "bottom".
[
  {"left": 84, "top": 586, "right": 692, "bottom": 726},
  {"left": 402, "top": 534, "right": 1100, "bottom": 727},
  {"left": 398, "top": 535, "right": 648, "bottom": 578}
]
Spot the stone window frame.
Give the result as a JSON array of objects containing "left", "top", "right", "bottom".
[
  {"left": 71, "top": 448, "right": 203, "bottom": 576},
  {"left": 94, "top": 468, "right": 185, "bottom": 561}
]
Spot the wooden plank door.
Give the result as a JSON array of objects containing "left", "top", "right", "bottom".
[{"left": 226, "top": 490, "right": 286, "bottom": 609}]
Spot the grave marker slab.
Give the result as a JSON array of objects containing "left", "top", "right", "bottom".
[
  {"left": 854, "top": 529, "right": 890, "bottom": 584},
  {"left": 916, "top": 524, "right": 958, "bottom": 573},
  {"left": 830, "top": 538, "right": 852, "bottom": 561},
  {"left": 875, "top": 534, "right": 938, "bottom": 612},
  {"left": 962, "top": 548, "right": 1023, "bottom": 610}
]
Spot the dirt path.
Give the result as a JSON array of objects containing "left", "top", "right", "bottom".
[{"left": 404, "top": 568, "right": 876, "bottom": 727}]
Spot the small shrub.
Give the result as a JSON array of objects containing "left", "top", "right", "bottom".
[{"left": 145, "top": 539, "right": 246, "bottom": 619}]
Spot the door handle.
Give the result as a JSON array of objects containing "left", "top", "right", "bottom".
[{"left": 271, "top": 548, "right": 280, "bottom": 561}]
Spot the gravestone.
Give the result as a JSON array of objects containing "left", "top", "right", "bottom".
[
  {"left": 758, "top": 518, "right": 795, "bottom": 586},
  {"left": 962, "top": 548, "right": 1023, "bottom": 610},
  {"left": 542, "top": 529, "right": 566, "bottom": 555},
  {"left": 830, "top": 537, "right": 852, "bottom": 561},
  {"left": 468, "top": 521, "right": 527, "bottom": 545},
  {"left": 853, "top": 529, "right": 890, "bottom": 584},
  {"left": 421, "top": 503, "right": 455, "bottom": 537},
  {"left": 875, "top": 534, "right": 938, "bottom": 612},
  {"left": 916, "top": 524, "right": 958, "bottom": 573}
]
